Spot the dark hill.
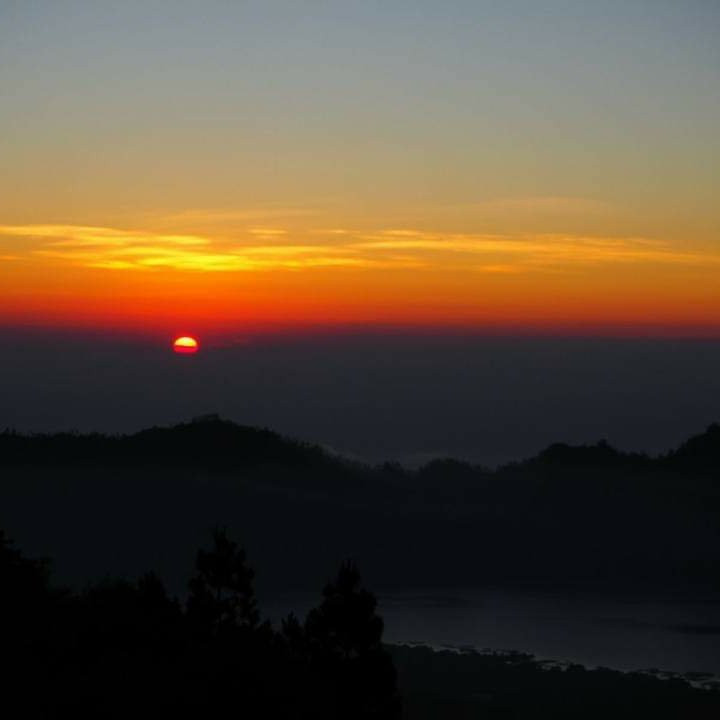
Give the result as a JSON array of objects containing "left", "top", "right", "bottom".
[
  {"left": 0, "top": 419, "right": 718, "bottom": 594},
  {"left": 0, "top": 415, "right": 332, "bottom": 470},
  {"left": 665, "top": 422, "right": 720, "bottom": 472}
]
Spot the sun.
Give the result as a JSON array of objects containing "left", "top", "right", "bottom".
[{"left": 173, "top": 336, "right": 199, "bottom": 354}]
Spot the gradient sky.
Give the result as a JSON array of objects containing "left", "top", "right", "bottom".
[{"left": 1, "top": 0, "right": 719, "bottom": 337}]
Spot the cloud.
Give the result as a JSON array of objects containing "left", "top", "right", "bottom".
[
  {"left": 0, "top": 223, "right": 716, "bottom": 274},
  {"left": 247, "top": 227, "right": 289, "bottom": 237},
  {"left": 0, "top": 224, "right": 422, "bottom": 272},
  {"left": 0, "top": 225, "right": 208, "bottom": 248},
  {"left": 350, "top": 231, "right": 718, "bottom": 268}
]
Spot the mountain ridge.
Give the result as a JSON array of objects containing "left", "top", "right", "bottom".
[
  {"left": 1, "top": 415, "right": 718, "bottom": 477},
  {"left": 1, "top": 417, "right": 718, "bottom": 593}
]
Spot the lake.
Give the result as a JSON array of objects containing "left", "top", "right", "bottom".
[{"left": 264, "top": 588, "right": 720, "bottom": 678}]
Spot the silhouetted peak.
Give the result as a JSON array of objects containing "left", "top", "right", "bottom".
[
  {"left": 190, "top": 412, "right": 224, "bottom": 424},
  {"left": 666, "top": 423, "right": 720, "bottom": 471},
  {"left": 416, "top": 458, "right": 486, "bottom": 485},
  {"left": 533, "top": 440, "right": 625, "bottom": 468},
  {"left": 419, "top": 458, "right": 473, "bottom": 474},
  {"left": 0, "top": 417, "right": 329, "bottom": 469},
  {"left": 126, "top": 419, "right": 329, "bottom": 468}
]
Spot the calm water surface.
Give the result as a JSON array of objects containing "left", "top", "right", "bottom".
[{"left": 264, "top": 589, "right": 720, "bottom": 676}]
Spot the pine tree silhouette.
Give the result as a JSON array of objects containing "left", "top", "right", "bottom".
[
  {"left": 305, "top": 561, "right": 402, "bottom": 719},
  {"left": 186, "top": 527, "right": 259, "bottom": 635}
]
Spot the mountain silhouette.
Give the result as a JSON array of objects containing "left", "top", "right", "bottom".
[
  {"left": 665, "top": 422, "right": 720, "bottom": 471},
  {"left": 3, "top": 416, "right": 719, "bottom": 475},
  {"left": 1, "top": 419, "right": 719, "bottom": 593}
]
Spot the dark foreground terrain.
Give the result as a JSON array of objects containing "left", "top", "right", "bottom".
[
  {"left": 392, "top": 646, "right": 720, "bottom": 719},
  {"left": 1, "top": 528, "right": 401, "bottom": 718},
  {"left": 2, "top": 419, "right": 720, "bottom": 715},
  {"left": 2, "top": 528, "right": 719, "bottom": 719}
]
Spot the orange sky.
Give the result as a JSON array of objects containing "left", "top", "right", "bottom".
[
  {"left": 2, "top": 4, "right": 719, "bottom": 339},
  {"left": 2, "top": 217, "right": 719, "bottom": 339}
]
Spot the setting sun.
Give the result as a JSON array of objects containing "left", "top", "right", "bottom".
[{"left": 173, "top": 336, "right": 199, "bottom": 354}]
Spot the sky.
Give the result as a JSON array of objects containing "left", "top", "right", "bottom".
[
  {"left": 3, "top": 330, "right": 720, "bottom": 467},
  {"left": 1, "top": 2, "right": 719, "bottom": 459},
  {"left": 1, "top": 0, "right": 719, "bottom": 338}
]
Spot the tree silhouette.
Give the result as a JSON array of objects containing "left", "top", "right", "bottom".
[
  {"left": 2, "top": 524, "right": 719, "bottom": 718},
  {"left": 305, "top": 561, "right": 402, "bottom": 719},
  {"left": 0, "top": 531, "right": 58, "bottom": 712},
  {"left": 0, "top": 529, "right": 54, "bottom": 648},
  {"left": 0, "top": 529, "right": 51, "bottom": 600},
  {"left": 186, "top": 527, "right": 259, "bottom": 635},
  {"left": 306, "top": 561, "right": 383, "bottom": 659},
  {"left": 183, "top": 529, "right": 273, "bottom": 715}
]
